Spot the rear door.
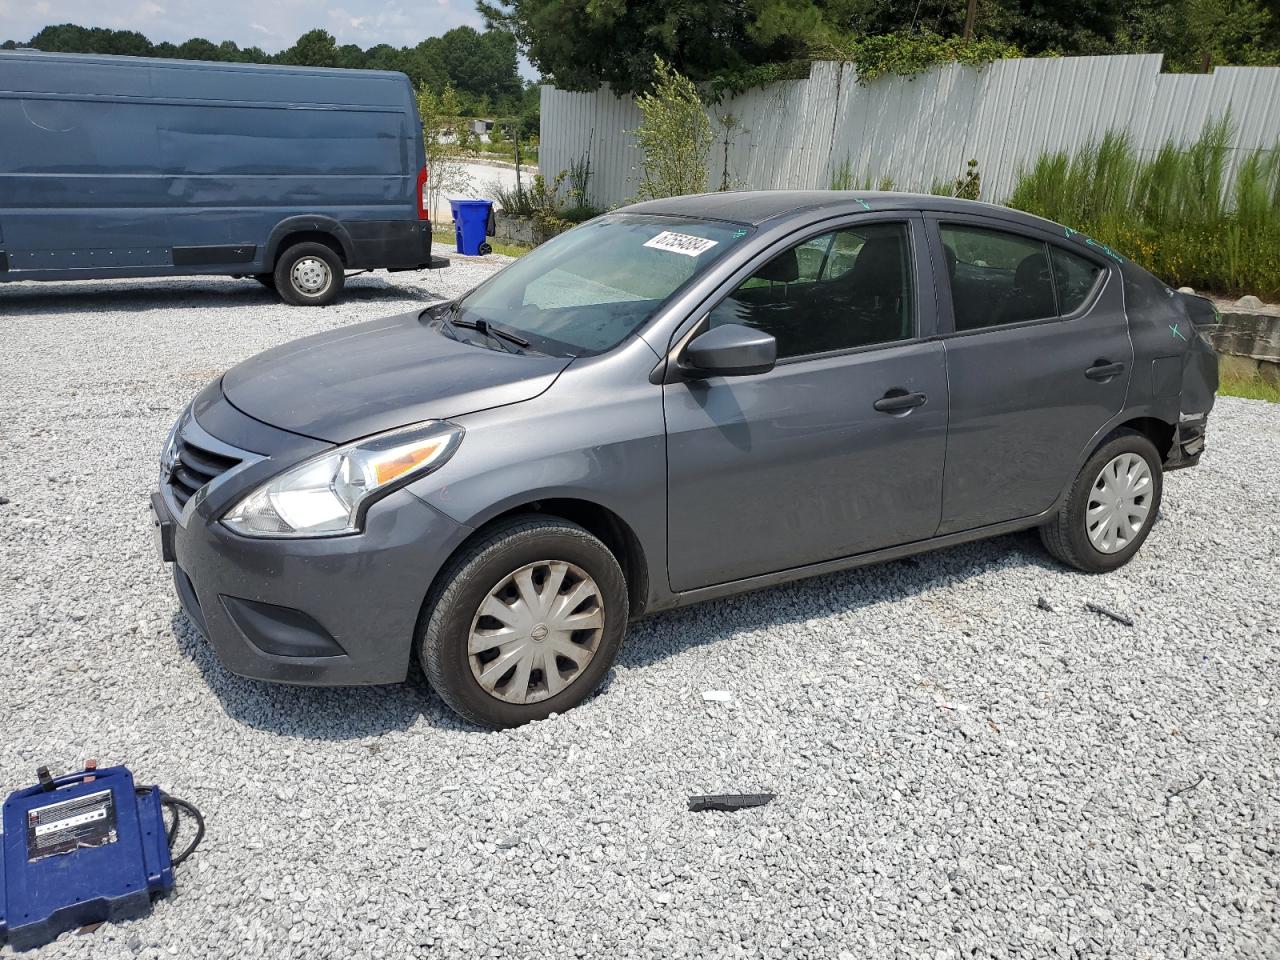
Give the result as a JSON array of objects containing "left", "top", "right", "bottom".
[
  {"left": 927, "top": 214, "right": 1131, "bottom": 534},
  {"left": 664, "top": 213, "right": 949, "bottom": 592}
]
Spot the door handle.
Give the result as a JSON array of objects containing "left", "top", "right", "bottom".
[
  {"left": 873, "top": 390, "right": 927, "bottom": 413},
  {"left": 1085, "top": 360, "right": 1125, "bottom": 381}
]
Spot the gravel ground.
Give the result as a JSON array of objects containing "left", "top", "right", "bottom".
[{"left": 1, "top": 262, "right": 1278, "bottom": 959}]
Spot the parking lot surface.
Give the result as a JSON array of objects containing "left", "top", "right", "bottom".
[{"left": 1, "top": 263, "right": 1277, "bottom": 959}]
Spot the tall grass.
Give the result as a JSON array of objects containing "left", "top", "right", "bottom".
[
  {"left": 830, "top": 155, "right": 896, "bottom": 192},
  {"left": 1008, "top": 119, "right": 1280, "bottom": 300}
]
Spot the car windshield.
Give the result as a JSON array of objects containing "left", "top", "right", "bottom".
[{"left": 450, "top": 214, "right": 752, "bottom": 356}]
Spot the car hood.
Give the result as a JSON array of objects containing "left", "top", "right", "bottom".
[{"left": 221, "top": 310, "right": 572, "bottom": 443}]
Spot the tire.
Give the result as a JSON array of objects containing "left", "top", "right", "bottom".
[
  {"left": 419, "top": 515, "right": 629, "bottom": 729},
  {"left": 253, "top": 274, "right": 276, "bottom": 289},
  {"left": 1040, "top": 429, "right": 1163, "bottom": 573},
  {"left": 273, "top": 241, "right": 344, "bottom": 306}
]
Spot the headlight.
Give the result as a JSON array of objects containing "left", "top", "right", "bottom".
[
  {"left": 159, "top": 410, "right": 185, "bottom": 480},
  {"left": 222, "top": 421, "right": 463, "bottom": 538}
]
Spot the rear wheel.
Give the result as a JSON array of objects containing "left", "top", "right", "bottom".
[
  {"left": 1040, "top": 430, "right": 1163, "bottom": 573},
  {"left": 274, "top": 241, "right": 344, "bottom": 306},
  {"left": 419, "top": 516, "right": 628, "bottom": 728}
]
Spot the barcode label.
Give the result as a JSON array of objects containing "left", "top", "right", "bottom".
[{"left": 643, "top": 231, "right": 719, "bottom": 257}]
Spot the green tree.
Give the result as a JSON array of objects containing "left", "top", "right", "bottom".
[
  {"left": 175, "top": 37, "right": 221, "bottom": 61},
  {"left": 6, "top": 20, "right": 532, "bottom": 126},
  {"left": 479, "top": 0, "right": 814, "bottom": 95},
  {"left": 335, "top": 43, "right": 368, "bottom": 70},
  {"left": 416, "top": 83, "right": 475, "bottom": 215},
  {"left": 363, "top": 43, "right": 406, "bottom": 73},
  {"left": 480, "top": 0, "right": 1280, "bottom": 92},
  {"left": 1115, "top": 0, "right": 1278, "bottom": 70},
  {"left": 632, "top": 57, "right": 713, "bottom": 200},
  {"left": 438, "top": 26, "right": 522, "bottom": 104},
  {"left": 278, "top": 29, "right": 339, "bottom": 68}
]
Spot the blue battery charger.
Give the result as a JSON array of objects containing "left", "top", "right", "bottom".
[{"left": 1, "top": 765, "right": 201, "bottom": 951}]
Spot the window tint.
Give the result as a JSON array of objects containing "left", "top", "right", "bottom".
[
  {"left": 708, "top": 222, "right": 914, "bottom": 358},
  {"left": 1051, "top": 246, "right": 1104, "bottom": 313},
  {"left": 941, "top": 225, "right": 1056, "bottom": 330}
]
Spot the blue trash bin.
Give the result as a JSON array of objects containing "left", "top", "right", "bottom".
[{"left": 449, "top": 198, "right": 494, "bottom": 256}]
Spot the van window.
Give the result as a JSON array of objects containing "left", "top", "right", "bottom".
[{"left": 708, "top": 222, "right": 914, "bottom": 358}]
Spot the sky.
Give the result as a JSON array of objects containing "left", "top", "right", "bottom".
[{"left": 0, "top": 0, "right": 537, "bottom": 76}]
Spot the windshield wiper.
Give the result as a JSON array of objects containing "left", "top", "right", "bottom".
[
  {"left": 458, "top": 317, "right": 530, "bottom": 350},
  {"left": 442, "top": 307, "right": 530, "bottom": 354}
]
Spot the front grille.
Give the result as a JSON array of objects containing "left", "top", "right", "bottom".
[{"left": 168, "top": 433, "right": 241, "bottom": 508}]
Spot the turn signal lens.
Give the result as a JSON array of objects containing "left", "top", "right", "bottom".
[
  {"left": 223, "top": 421, "right": 463, "bottom": 538},
  {"left": 373, "top": 439, "right": 446, "bottom": 485}
]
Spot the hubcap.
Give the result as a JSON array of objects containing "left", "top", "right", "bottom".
[
  {"left": 468, "top": 560, "right": 605, "bottom": 705},
  {"left": 1086, "top": 452, "right": 1153, "bottom": 554},
  {"left": 291, "top": 256, "right": 331, "bottom": 295}
]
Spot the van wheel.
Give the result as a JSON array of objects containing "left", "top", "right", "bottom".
[
  {"left": 419, "top": 516, "right": 629, "bottom": 729},
  {"left": 274, "top": 242, "right": 344, "bottom": 306},
  {"left": 1040, "top": 430, "right": 1163, "bottom": 573},
  {"left": 253, "top": 274, "right": 276, "bottom": 289}
]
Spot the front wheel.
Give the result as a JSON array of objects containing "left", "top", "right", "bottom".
[
  {"left": 1040, "top": 430, "right": 1164, "bottom": 573},
  {"left": 419, "top": 516, "right": 629, "bottom": 728},
  {"left": 273, "top": 241, "right": 345, "bottom": 306}
]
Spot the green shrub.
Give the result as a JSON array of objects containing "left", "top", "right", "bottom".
[
  {"left": 632, "top": 57, "right": 713, "bottom": 200},
  {"left": 829, "top": 31, "right": 1021, "bottom": 86},
  {"left": 494, "top": 171, "right": 603, "bottom": 237},
  {"left": 829, "top": 156, "right": 855, "bottom": 191},
  {"left": 930, "top": 158, "right": 981, "bottom": 199},
  {"left": 1008, "top": 118, "right": 1280, "bottom": 300}
]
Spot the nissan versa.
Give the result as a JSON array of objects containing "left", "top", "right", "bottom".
[{"left": 152, "top": 192, "right": 1218, "bottom": 728}]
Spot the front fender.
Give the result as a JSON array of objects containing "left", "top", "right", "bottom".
[{"left": 403, "top": 344, "right": 672, "bottom": 613}]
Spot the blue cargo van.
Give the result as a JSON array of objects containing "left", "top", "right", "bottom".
[{"left": 0, "top": 51, "right": 445, "bottom": 305}]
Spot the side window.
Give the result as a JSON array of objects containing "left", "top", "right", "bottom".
[
  {"left": 941, "top": 224, "right": 1056, "bottom": 330},
  {"left": 1051, "top": 246, "right": 1104, "bottom": 313},
  {"left": 708, "top": 222, "right": 914, "bottom": 359}
]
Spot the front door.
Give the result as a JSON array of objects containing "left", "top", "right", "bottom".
[
  {"left": 664, "top": 216, "right": 949, "bottom": 592},
  {"left": 929, "top": 217, "right": 1133, "bottom": 534}
]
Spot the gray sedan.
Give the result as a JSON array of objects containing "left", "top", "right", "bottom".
[{"left": 152, "top": 192, "right": 1218, "bottom": 728}]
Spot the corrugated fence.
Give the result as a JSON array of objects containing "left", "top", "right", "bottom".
[{"left": 539, "top": 55, "right": 1280, "bottom": 207}]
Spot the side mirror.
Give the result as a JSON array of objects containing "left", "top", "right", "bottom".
[{"left": 682, "top": 324, "right": 777, "bottom": 378}]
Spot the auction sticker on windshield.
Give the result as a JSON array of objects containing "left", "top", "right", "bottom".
[{"left": 643, "top": 232, "right": 720, "bottom": 257}]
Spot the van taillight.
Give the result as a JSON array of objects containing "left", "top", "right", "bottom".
[{"left": 417, "top": 166, "right": 429, "bottom": 221}]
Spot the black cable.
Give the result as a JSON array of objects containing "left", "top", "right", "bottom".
[
  {"left": 136, "top": 785, "right": 205, "bottom": 868},
  {"left": 159, "top": 793, "right": 205, "bottom": 867}
]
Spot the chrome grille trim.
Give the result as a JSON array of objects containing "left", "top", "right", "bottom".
[{"left": 160, "top": 410, "right": 265, "bottom": 526}]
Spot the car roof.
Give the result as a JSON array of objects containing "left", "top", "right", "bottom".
[{"left": 623, "top": 190, "right": 1063, "bottom": 233}]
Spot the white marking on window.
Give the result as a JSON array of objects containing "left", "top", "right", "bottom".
[{"left": 643, "top": 232, "right": 719, "bottom": 257}]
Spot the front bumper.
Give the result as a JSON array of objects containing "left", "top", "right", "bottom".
[{"left": 152, "top": 388, "right": 472, "bottom": 685}]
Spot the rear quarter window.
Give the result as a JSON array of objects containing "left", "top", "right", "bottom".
[{"left": 1050, "top": 247, "right": 1105, "bottom": 313}]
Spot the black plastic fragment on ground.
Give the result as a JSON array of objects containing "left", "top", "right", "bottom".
[
  {"left": 1085, "top": 602, "right": 1134, "bottom": 626},
  {"left": 688, "top": 793, "right": 775, "bottom": 812}
]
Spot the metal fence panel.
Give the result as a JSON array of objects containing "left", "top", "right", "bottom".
[{"left": 539, "top": 54, "right": 1280, "bottom": 208}]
